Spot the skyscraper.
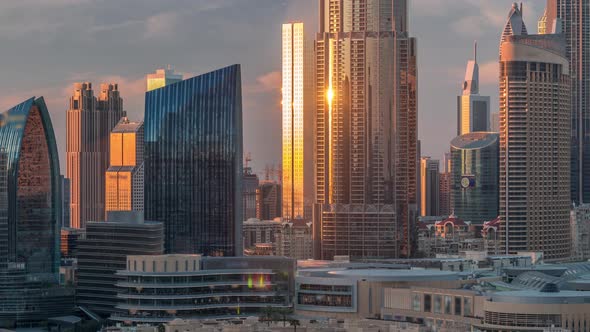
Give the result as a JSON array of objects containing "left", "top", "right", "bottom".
[
  {"left": 144, "top": 65, "right": 243, "bottom": 256},
  {"left": 67, "top": 82, "right": 124, "bottom": 228},
  {"left": 0, "top": 97, "right": 74, "bottom": 325},
  {"left": 105, "top": 117, "right": 144, "bottom": 213},
  {"left": 256, "top": 182, "right": 282, "bottom": 220},
  {"left": 499, "top": 4, "right": 571, "bottom": 260},
  {"left": 146, "top": 67, "right": 183, "bottom": 92},
  {"left": 282, "top": 22, "right": 314, "bottom": 221},
  {"left": 545, "top": 0, "right": 590, "bottom": 205},
  {"left": 314, "top": 0, "right": 418, "bottom": 259},
  {"left": 450, "top": 132, "right": 499, "bottom": 224},
  {"left": 420, "top": 157, "right": 440, "bottom": 217},
  {"left": 60, "top": 175, "right": 70, "bottom": 228},
  {"left": 457, "top": 43, "right": 490, "bottom": 136}
]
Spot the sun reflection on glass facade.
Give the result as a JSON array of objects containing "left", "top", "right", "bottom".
[{"left": 144, "top": 65, "right": 243, "bottom": 256}]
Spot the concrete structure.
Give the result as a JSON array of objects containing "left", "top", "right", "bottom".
[
  {"left": 315, "top": 204, "right": 397, "bottom": 260},
  {"left": 60, "top": 227, "right": 84, "bottom": 259},
  {"left": 242, "top": 167, "right": 259, "bottom": 220},
  {"left": 420, "top": 157, "right": 439, "bottom": 217},
  {"left": 146, "top": 67, "right": 182, "bottom": 92},
  {"left": 438, "top": 172, "right": 451, "bottom": 217},
  {"left": 67, "top": 82, "right": 125, "bottom": 228},
  {"left": 295, "top": 263, "right": 465, "bottom": 320},
  {"left": 242, "top": 218, "right": 313, "bottom": 260},
  {"left": 76, "top": 212, "right": 164, "bottom": 317},
  {"left": 256, "top": 182, "right": 281, "bottom": 220},
  {"left": 450, "top": 132, "right": 499, "bottom": 224},
  {"left": 144, "top": 65, "right": 243, "bottom": 256},
  {"left": 282, "top": 22, "right": 314, "bottom": 221},
  {"left": 314, "top": 0, "right": 418, "bottom": 258},
  {"left": 570, "top": 204, "right": 590, "bottom": 261},
  {"left": 105, "top": 117, "right": 144, "bottom": 213},
  {"left": 417, "top": 215, "right": 484, "bottom": 257},
  {"left": 499, "top": 4, "right": 571, "bottom": 260},
  {"left": 112, "top": 255, "right": 295, "bottom": 323},
  {"left": 545, "top": 0, "right": 590, "bottom": 205},
  {"left": 457, "top": 43, "right": 490, "bottom": 136},
  {"left": 0, "top": 97, "right": 75, "bottom": 328}
]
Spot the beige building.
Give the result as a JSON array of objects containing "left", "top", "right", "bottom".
[
  {"left": 498, "top": 4, "right": 571, "bottom": 260},
  {"left": 67, "top": 82, "right": 124, "bottom": 228},
  {"left": 314, "top": 0, "right": 418, "bottom": 258},
  {"left": 570, "top": 204, "right": 590, "bottom": 261},
  {"left": 146, "top": 67, "right": 182, "bottom": 92},
  {"left": 105, "top": 117, "right": 144, "bottom": 213}
]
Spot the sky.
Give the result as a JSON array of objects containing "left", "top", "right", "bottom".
[{"left": 0, "top": 0, "right": 544, "bottom": 176}]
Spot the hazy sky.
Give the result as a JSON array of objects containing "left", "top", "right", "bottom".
[{"left": 0, "top": 0, "right": 544, "bottom": 175}]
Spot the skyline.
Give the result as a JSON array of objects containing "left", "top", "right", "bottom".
[{"left": 0, "top": 0, "right": 544, "bottom": 175}]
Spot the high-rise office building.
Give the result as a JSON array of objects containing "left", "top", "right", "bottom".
[
  {"left": 314, "top": 0, "right": 417, "bottom": 259},
  {"left": 67, "top": 82, "right": 124, "bottom": 228},
  {"left": 450, "top": 132, "right": 499, "bottom": 224},
  {"left": 499, "top": 4, "right": 571, "bottom": 260},
  {"left": 545, "top": 0, "right": 590, "bottom": 205},
  {"left": 76, "top": 212, "right": 163, "bottom": 317},
  {"left": 60, "top": 175, "right": 70, "bottom": 228},
  {"left": 243, "top": 167, "right": 259, "bottom": 220},
  {"left": 0, "top": 97, "right": 74, "bottom": 326},
  {"left": 420, "top": 157, "right": 440, "bottom": 217},
  {"left": 457, "top": 43, "right": 490, "bottom": 136},
  {"left": 146, "top": 67, "right": 183, "bottom": 92},
  {"left": 145, "top": 65, "right": 243, "bottom": 256},
  {"left": 105, "top": 117, "right": 144, "bottom": 213},
  {"left": 439, "top": 172, "right": 451, "bottom": 216},
  {"left": 256, "top": 182, "right": 282, "bottom": 220},
  {"left": 282, "top": 22, "right": 314, "bottom": 221}
]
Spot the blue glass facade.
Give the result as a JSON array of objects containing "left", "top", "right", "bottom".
[
  {"left": 144, "top": 65, "right": 243, "bottom": 256},
  {"left": 450, "top": 132, "right": 499, "bottom": 224},
  {"left": 0, "top": 97, "right": 61, "bottom": 281}
]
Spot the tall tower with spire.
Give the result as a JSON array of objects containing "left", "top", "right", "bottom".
[{"left": 457, "top": 42, "right": 490, "bottom": 136}]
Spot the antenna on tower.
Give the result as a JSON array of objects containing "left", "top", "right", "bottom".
[{"left": 474, "top": 40, "right": 477, "bottom": 63}]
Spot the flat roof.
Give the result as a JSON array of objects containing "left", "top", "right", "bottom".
[
  {"left": 299, "top": 268, "right": 461, "bottom": 282},
  {"left": 490, "top": 290, "right": 590, "bottom": 304}
]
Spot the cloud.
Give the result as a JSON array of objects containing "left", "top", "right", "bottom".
[
  {"left": 143, "top": 12, "right": 179, "bottom": 39},
  {"left": 245, "top": 71, "right": 281, "bottom": 94},
  {"left": 479, "top": 61, "right": 499, "bottom": 85}
]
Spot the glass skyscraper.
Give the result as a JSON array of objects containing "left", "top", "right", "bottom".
[
  {"left": 450, "top": 132, "right": 499, "bottom": 224},
  {"left": 144, "top": 65, "right": 243, "bottom": 256},
  {"left": 0, "top": 97, "right": 74, "bottom": 327}
]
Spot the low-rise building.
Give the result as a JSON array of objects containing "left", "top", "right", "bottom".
[
  {"left": 242, "top": 218, "right": 313, "bottom": 259},
  {"left": 112, "top": 255, "right": 295, "bottom": 324}
]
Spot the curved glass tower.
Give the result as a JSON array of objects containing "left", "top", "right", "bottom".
[
  {"left": 450, "top": 132, "right": 499, "bottom": 224},
  {"left": 144, "top": 65, "right": 243, "bottom": 256},
  {"left": 0, "top": 97, "right": 61, "bottom": 281}
]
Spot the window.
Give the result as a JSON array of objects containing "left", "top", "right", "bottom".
[
  {"left": 185, "top": 260, "right": 188, "bottom": 271},
  {"left": 164, "top": 261, "right": 167, "bottom": 272},
  {"left": 133, "top": 260, "right": 136, "bottom": 271},
  {"left": 142, "top": 261, "right": 145, "bottom": 271},
  {"left": 424, "top": 294, "right": 432, "bottom": 312},
  {"left": 463, "top": 297, "right": 472, "bottom": 317},
  {"left": 152, "top": 261, "right": 156, "bottom": 272},
  {"left": 175, "top": 260, "right": 179, "bottom": 272},
  {"left": 444, "top": 296, "right": 452, "bottom": 315},
  {"left": 412, "top": 293, "right": 421, "bottom": 311},
  {"left": 434, "top": 295, "right": 442, "bottom": 313},
  {"left": 454, "top": 296, "right": 462, "bottom": 315}
]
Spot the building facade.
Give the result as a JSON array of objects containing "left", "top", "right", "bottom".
[
  {"left": 144, "top": 65, "right": 243, "bottom": 256},
  {"left": 243, "top": 167, "right": 259, "bottom": 220},
  {"left": 314, "top": 0, "right": 418, "bottom": 258},
  {"left": 0, "top": 97, "right": 74, "bottom": 327},
  {"left": 450, "top": 132, "right": 499, "bottom": 224},
  {"left": 457, "top": 43, "right": 490, "bottom": 136},
  {"left": 282, "top": 22, "right": 314, "bottom": 221},
  {"left": 76, "top": 212, "right": 163, "bottom": 317},
  {"left": 499, "top": 4, "right": 571, "bottom": 260},
  {"left": 256, "top": 182, "right": 282, "bottom": 220},
  {"left": 105, "top": 117, "right": 144, "bottom": 213},
  {"left": 545, "top": 0, "right": 590, "bottom": 205},
  {"left": 67, "top": 82, "right": 125, "bottom": 228},
  {"left": 570, "top": 204, "right": 590, "bottom": 261},
  {"left": 420, "top": 157, "right": 439, "bottom": 217},
  {"left": 146, "top": 67, "right": 183, "bottom": 92},
  {"left": 60, "top": 175, "right": 70, "bottom": 228},
  {"left": 112, "top": 255, "right": 295, "bottom": 323}
]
